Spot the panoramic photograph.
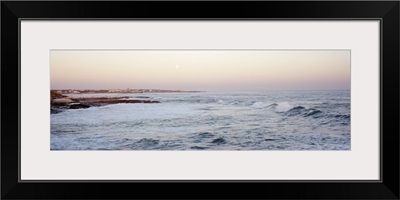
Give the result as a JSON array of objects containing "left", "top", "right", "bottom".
[{"left": 50, "top": 50, "right": 350, "bottom": 150}]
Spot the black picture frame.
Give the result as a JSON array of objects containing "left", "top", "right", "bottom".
[{"left": 2, "top": 1, "right": 399, "bottom": 199}]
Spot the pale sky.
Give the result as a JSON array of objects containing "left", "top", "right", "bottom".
[{"left": 50, "top": 50, "right": 350, "bottom": 91}]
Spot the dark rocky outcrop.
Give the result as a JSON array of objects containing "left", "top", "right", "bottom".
[
  {"left": 51, "top": 108, "right": 63, "bottom": 114},
  {"left": 69, "top": 103, "right": 91, "bottom": 109},
  {"left": 51, "top": 95, "right": 160, "bottom": 114}
]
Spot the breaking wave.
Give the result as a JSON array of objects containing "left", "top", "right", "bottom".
[
  {"left": 275, "top": 102, "right": 292, "bottom": 112},
  {"left": 251, "top": 102, "right": 272, "bottom": 109}
]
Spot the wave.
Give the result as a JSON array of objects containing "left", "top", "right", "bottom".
[
  {"left": 331, "top": 114, "right": 350, "bottom": 119},
  {"left": 211, "top": 137, "right": 226, "bottom": 144},
  {"left": 136, "top": 138, "right": 160, "bottom": 146},
  {"left": 251, "top": 102, "right": 272, "bottom": 109},
  {"left": 198, "top": 132, "right": 215, "bottom": 138},
  {"left": 273, "top": 103, "right": 349, "bottom": 121},
  {"left": 248, "top": 101, "right": 349, "bottom": 122},
  {"left": 303, "top": 109, "right": 323, "bottom": 117},
  {"left": 284, "top": 106, "right": 325, "bottom": 118},
  {"left": 190, "top": 146, "right": 207, "bottom": 150},
  {"left": 285, "top": 106, "right": 306, "bottom": 116},
  {"left": 275, "top": 102, "right": 293, "bottom": 112}
]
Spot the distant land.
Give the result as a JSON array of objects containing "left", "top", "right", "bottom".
[
  {"left": 51, "top": 89, "right": 203, "bottom": 94},
  {"left": 50, "top": 88, "right": 203, "bottom": 114}
]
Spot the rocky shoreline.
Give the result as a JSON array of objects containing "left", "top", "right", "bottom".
[{"left": 51, "top": 93, "right": 160, "bottom": 114}]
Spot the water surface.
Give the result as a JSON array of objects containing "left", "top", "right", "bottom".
[{"left": 51, "top": 90, "right": 350, "bottom": 150}]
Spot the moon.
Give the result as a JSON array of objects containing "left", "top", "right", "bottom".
[{"left": 176, "top": 64, "right": 180, "bottom": 69}]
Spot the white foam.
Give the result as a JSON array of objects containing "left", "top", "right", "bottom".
[
  {"left": 275, "top": 102, "right": 292, "bottom": 112},
  {"left": 251, "top": 102, "right": 270, "bottom": 109}
]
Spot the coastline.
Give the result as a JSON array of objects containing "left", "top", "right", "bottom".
[
  {"left": 50, "top": 92, "right": 161, "bottom": 114},
  {"left": 50, "top": 89, "right": 204, "bottom": 114}
]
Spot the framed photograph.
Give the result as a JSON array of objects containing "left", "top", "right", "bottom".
[{"left": 2, "top": 1, "right": 399, "bottom": 199}]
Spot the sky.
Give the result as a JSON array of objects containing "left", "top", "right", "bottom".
[{"left": 50, "top": 50, "right": 350, "bottom": 91}]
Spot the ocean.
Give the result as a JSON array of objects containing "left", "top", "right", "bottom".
[{"left": 50, "top": 90, "right": 350, "bottom": 150}]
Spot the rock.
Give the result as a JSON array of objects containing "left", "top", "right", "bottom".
[
  {"left": 52, "top": 102, "right": 69, "bottom": 107},
  {"left": 53, "top": 98, "right": 74, "bottom": 103},
  {"left": 50, "top": 91, "right": 66, "bottom": 99},
  {"left": 50, "top": 96, "right": 160, "bottom": 114},
  {"left": 69, "top": 103, "right": 90, "bottom": 109},
  {"left": 51, "top": 108, "right": 63, "bottom": 114}
]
